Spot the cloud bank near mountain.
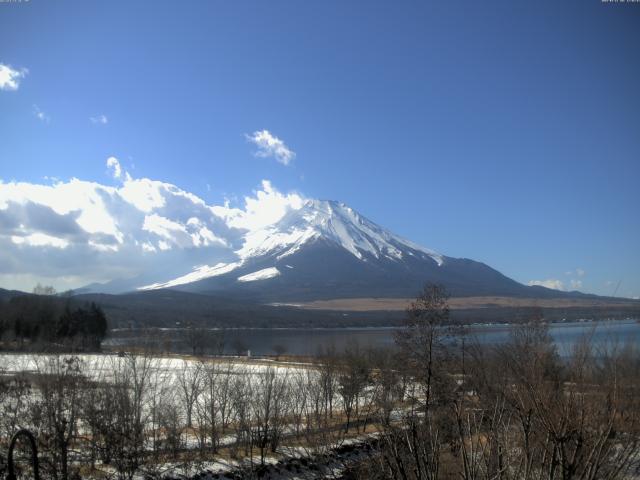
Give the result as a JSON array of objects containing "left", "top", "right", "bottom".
[{"left": 0, "top": 158, "right": 304, "bottom": 291}]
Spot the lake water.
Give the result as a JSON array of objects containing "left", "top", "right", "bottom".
[{"left": 106, "top": 319, "right": 640, "bottom": 356}]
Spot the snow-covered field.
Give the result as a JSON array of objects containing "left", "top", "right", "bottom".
[
  {"left": 0, "top": 352, "right": 388, "bottom": 479},
  {"left": 0, "top": 352, "right": 304, "bottom": 382}
]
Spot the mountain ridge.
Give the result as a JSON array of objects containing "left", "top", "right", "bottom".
[{"left": 104, "top": 199, "right": 607, "bottom": 303}]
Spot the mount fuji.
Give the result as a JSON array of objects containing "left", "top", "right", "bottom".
[{"left": 128, "top": 199, "right": 564, "bottom": 302}]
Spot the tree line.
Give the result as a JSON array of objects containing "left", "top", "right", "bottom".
[{"left": 0, "top": 286, "right": 108, "bottom": 351}]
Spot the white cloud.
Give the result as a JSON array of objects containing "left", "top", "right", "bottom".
[
  {"left": 106, "top": 156, "right": 133, "bottom": 183},
  {"left": 143, "top": 214, "right": 188, "bottom": 240},
  {"left": 141, "top": 213, "right": 228, "bottom": 250},
  {"left": 246, "top": 129, "right": 296, "bottom": 166},
  {"left": 214, "top": 180, "right": 305, "bottom": 231},
  {"left": 12, "top": 233, "right": 69, "bottom": 249},
  {"left": 528, "top": 279, "right": 565, "bottom": 291},
  {"left": 33, "top": 105, "right": 50, "bottom": 123},
  {"left": 0, "top": 163, "right": 304, "bottom": 291},
  {"left": 576, "top": 268, "right": 585, "bottom": 277},
  {"left": 0, "top": 178, "right": 121, "bottom": 244},
  {"left": 119, "top": 178, "right": 167, "bottom": 211},
  {"left": 0, "top": 63, "right": 27, "bottom": 91},
  {"left": 90, "top": 114, "right": 109, "bottom": 125},
  {"left": 106, "top": 157, "right": 122, "bottom": 179}
]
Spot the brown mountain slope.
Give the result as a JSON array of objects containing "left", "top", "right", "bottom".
[{"left": 289, "top": 296, "right": 640, "bottom": 312}]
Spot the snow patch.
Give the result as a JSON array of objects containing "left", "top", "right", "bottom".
[
  {"left": 237, "top": 267, "right": 281, "bottom": 282},
  {"left": 139, "top": 262, "right": 241, "bottom": 290}
]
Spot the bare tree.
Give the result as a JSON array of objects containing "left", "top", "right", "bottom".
[
  {"left": 30, "top": 355, "right": 85, "bottom": 480},
  {"left": 107, "top": 352, "right": 155, "bottom": 480},
  {"left": 229, "top": 369, "right": 253, "bottom": 459},
  {"left": 316, "top": 344, "right": 339, "bottom": 420},
  {"left": 252, "top": 366, "right": 290, "bottom": 464},
  {"left": 337, "top": 343, "right": 370, "bottom": 433},
  {"left": 289, "top": 369, "right": 309, "bottom": 438},
  {"left": 0, "top": 372, "right": 31, "bottom": 445},
  {"left": 197, "top": 359, "right": 234, "bottom": 453},
  {"left": 371, "top": 284, "right": 453, "bottom": 480},
  {"left": 177, "top": 360, "right": 203, "bottom": 429},
  {"left": 395, "top": 283, "right": 450, "bottom": 412}
]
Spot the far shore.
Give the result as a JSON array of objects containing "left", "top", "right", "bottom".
[
  {"left": 283, "top": 295, "right": 640, "bottom": 312},
  {"left": 109, "top": 316, "right": 639, "bottom": 333}
]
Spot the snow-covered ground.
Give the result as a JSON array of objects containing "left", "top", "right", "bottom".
[
  {"left": 0, "top": 353, "right": 304, "bottom": 382},
  {"left": 0, "top": 352, "right": 388, "bottom": 479}
]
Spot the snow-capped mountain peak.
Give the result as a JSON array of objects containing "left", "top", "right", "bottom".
[
  {"left": 139, "top": 199, "right": 444, "bottom": 291},
  {"left": 240, "top": 199, "right": 443, "bottom": 265}
]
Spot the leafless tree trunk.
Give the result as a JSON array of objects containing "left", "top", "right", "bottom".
[
  {"left": 177, "top": 359, "right": 202, "bottom": 429},
  {"left": 252, "top": 366, "right": 289, "bottom": 464},
  {"left": 30, "top": 355, "right": 85, "bottom": 480}
]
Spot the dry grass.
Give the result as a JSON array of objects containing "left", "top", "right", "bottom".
[{"left": 292, "top": 296, "right": 639, "bottom": 312}]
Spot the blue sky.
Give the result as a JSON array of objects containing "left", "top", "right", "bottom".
[{"left": 1, "top": 0, "right": 639, "bottom": 297}]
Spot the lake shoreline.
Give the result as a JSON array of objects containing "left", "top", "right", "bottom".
[
  {"left": 109, "top": 316, "right": 640, "bottom": 333},
  {"left": 103, "top": 319, "right": 640, "bottom": 356}
]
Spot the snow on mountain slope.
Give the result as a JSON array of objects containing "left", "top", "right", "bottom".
[
  {"left": 238, "top": 267, "right": 281, "bottom": 282},
  {"left": 139, "top": 199, "right": 444, "bottom": 291},
  {"left": 139, "top": 262, "right": 241, "bottom": 290},
  {"left": 239, "top": 199, "right": 444, "bottom": 264}
]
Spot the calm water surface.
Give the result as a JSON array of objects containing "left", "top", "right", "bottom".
[{"left": 107, "top": 319, "right": 640, "bottom": 356}]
